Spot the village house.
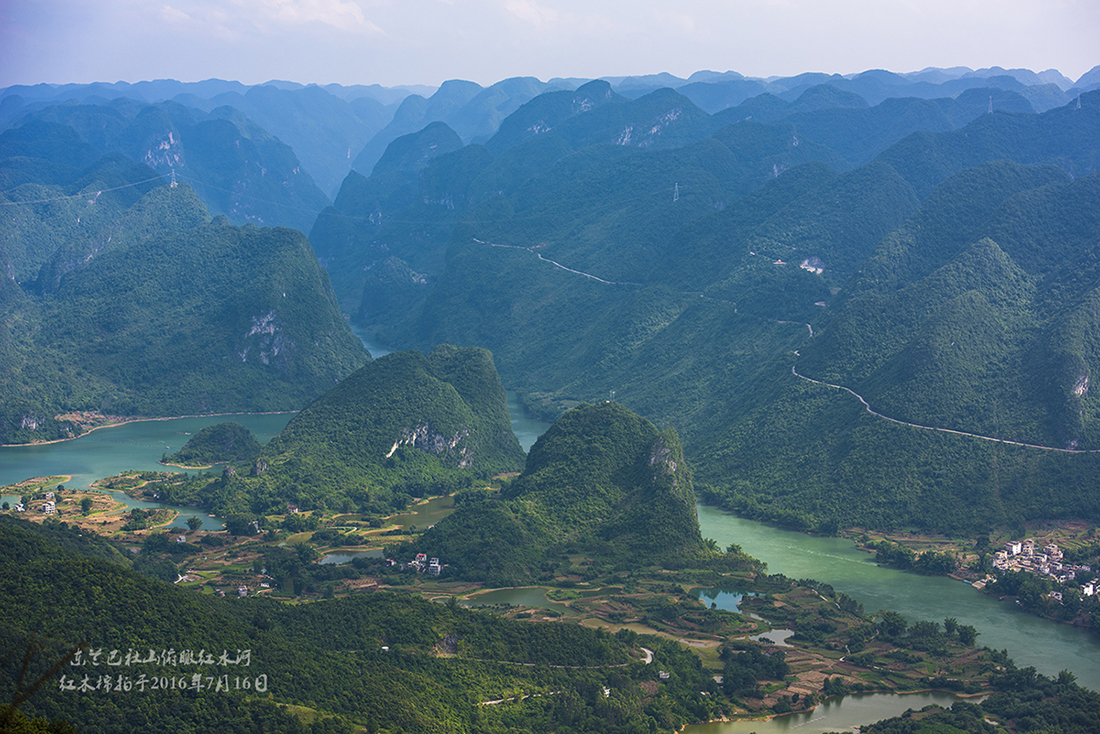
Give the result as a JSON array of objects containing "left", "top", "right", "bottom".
[{"left": 996, "top": 538, "right": 1095, "bottom": 599}]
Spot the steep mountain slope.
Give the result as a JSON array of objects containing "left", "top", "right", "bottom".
[
  {"left": 0, "top": 148, "right": 368, "bottom": 444},
  {"left": 203, "top": 83, "right": 392, "bottom": 196},
  {"left": 371, "top": 93, "right": 1100, "bottom": 534},
  {"left": 413, "top": 401, "right": 707, "bottom": 584},
  {"left": 317, "top": 86, "right": 1094, "bottom": 327},
  {"left": 700, "top": 167, "right": 1100, "bottom": 533},
  {"left": 878, "top": 94, "right": 1100, "bottom": 198},
  {"left": 198, "top": 346, "right": 525, "bottom": 516}
]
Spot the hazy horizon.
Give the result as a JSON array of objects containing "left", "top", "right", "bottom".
[{"left": 1, "top": 1, "right": 1096, "bottom": 90}]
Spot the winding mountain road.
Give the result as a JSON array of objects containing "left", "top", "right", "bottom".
[
  {"left": 478, "top": 237, "right": 1094, "bottom": 454},
  {"left": 476, "top": 239, "right": 639, "bottom": 285},
  {"left": 789, "top": 364, "right": 1099, "bottom": 454}
]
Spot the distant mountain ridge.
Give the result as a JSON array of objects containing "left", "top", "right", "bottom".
[
  {"left": 5, "top": 64, "right": 1092, "bottom": 215},
  {"left": 10, "top": 100, "right": 331, "bottom": 232},
  {"left": 337, "top": 87, "right": 1100, "bottom": 535}
]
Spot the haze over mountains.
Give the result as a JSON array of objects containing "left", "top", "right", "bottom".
[
  {"left": 4, "top": 62, "right": 1100, "bottom": 734},
  {"left": 4, "top": 64, "right": 1096, "bottom": 203},
  {"left": 3, "top": 64, "right": 1099, "bottom": 537}
]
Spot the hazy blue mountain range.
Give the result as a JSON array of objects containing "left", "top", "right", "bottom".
[
  {"left": 349, "top": 76, "right": 572, "bottom": 176},
  {"left": 8, "top": 100, "right": 331, "bottom": 232},
  {"left": 5, "top": 64, "right": 1094, "bottom": 217},
  {"left": 0, "top": 80, "right": 419, "bottom": 203},
  {"left": 311, "top": 75, "right": 1094, "bottom": 333}
]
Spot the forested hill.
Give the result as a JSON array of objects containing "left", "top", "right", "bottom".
[
  {"left": 165, "top": 423, "right": 263, "bottom": 468},
  {"left": 0, "top": 145, "right": 369, "bottom": 444},
  {"left": 0, "top": 515, "right": 717, "bottom": 734},
  {"left": 326, "top": 86, "right": 1100, "bottom": 535},
  {"left": 307, "top": 80, "right": 1076, "bottom": 319},
  {"left": 408, "top": 402, "right": 748, "bottom": 586},
  {"left": 192, "top": 346, "right": 525, "bottom": 516}
]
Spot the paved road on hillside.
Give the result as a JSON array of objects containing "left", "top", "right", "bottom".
[
  {"left": 479, "top": 238, "right": 1095, "bottom": 454},
  {"left": 789, "top": 363, "right": 1098, "bottom": 454}
]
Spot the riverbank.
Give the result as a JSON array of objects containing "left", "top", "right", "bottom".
[
  {"left": 843, "top": 522, "right": 1100, "bottom": 638},
  {"left": 682, "top": 687, "right": 990, "bottom": 729},
  {"left": 2, "top": 409, "right": 297, "bottom": 448}
]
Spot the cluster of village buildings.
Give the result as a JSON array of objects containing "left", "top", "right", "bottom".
[
  {"left": 9, "top": 490, "right": 55, "bottom": 514},
  {"left": 993, "top": 539, "right": 1095, "bottom": 598},
  {"left": 398, "top": 553, "right": 445, "bottom": 576}
]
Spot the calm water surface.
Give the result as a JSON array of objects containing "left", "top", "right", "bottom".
[
  {"left": 1, "top": 413, "right": 295, "bottom": 529},
  {"left": 697, "top": 503, "right": 1100, "bottom": 691},
  {"left": 686, "top": 691, "right": 982, "bottom": 734},
  {"left": 389, "top": 495, "right": 456, "bottom": 530},
  {"left": 318, "top": 548, "right": 384, "bottom": 565}
]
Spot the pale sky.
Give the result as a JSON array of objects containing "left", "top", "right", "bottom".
[{"left": 1, "top": 0, "right": 1097, "bottom": 89}]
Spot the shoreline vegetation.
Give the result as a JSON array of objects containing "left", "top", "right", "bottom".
[
  {"left": 3, "top": 479, "right": 1097, "bottom": 730},
  {"left": 9, "top": 457, "right": 1096, "bottom": 644},
  {"left": 0, "top": 410, "right": 298, "bottom": 448}
]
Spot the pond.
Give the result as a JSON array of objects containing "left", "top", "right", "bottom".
[
  {"left": 692, "top": 586, "right": 756, "bottom": 613},
  {"left": 318, "top": 548, "right": 384, "bottom": 565},
  {"left": 388, "top": 495, "right": 456, "bottom": 530},
  {"left": 685, "top": 691, "right": 985, "bottom": 734}
]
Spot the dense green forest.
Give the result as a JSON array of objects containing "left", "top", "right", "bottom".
[
  {"left": 164, "top": 423, "right": 263, "bottom": 467},
  {"left": 322, "top": 87, "right": 1100, "bottom": 534},
  {"left": 152, "top": 346, "right": 525, "bottom": 517},
  {"left": 0, "top": 137, "right": 369, "bottom": 444},
  {"left": 406, "top": 402, "right": 758, "bottom": 585},
  {"left": 0, "top": 516, "right": 759, "bottom": 734}
]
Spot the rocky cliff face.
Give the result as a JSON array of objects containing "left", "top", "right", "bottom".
[{"left": 388, "top": 424, "right": 473, "bottom": 467}]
